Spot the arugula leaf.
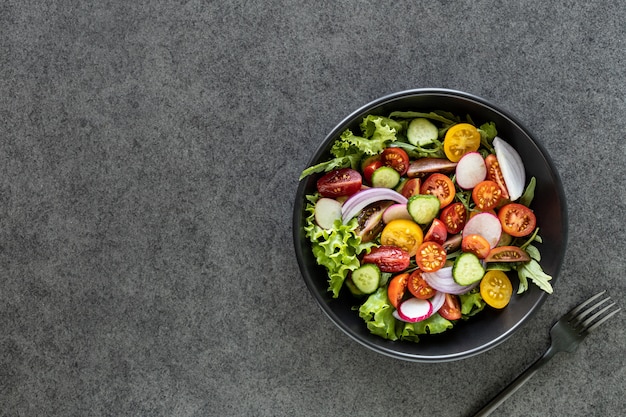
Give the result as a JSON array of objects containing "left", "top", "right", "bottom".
[
  {"left": 298, "top": 155, "right": 360, "bottom": 180},
  {"left": 388, "top": 110, "right": 460, "bottom": 126},
  {"left": 518, "top": 176, "right": 537, "bottom": 207},
  {"left": 479, "top": 121, "right": 497, "bottom": 153},
  {"left": 517, "top": 259, "right": 553, "bottom": 294}
]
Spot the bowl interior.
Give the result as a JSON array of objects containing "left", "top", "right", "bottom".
[{"left": 293, "top": 89, "right": 567, "bottom": 362}]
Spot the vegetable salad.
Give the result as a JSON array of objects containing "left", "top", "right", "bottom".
[{"left": 300, "top": 110, "right": 552, "bottom": 342}]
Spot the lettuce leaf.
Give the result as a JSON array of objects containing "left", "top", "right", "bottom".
[
  {"left": 304, "top": 195, "right": 375, "bottom": 297},
  {"left": 401, "top": 314, "right": 453, "bottom": 341},
  {"left": 459, "top": 290, "right": 486, "bottom": 317},
  {"left": 358, "top": 287, "right": 399, "bottom": 341}
]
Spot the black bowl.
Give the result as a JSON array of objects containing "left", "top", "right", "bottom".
[{"left": 293, "top": 88, "right": 567, "bottom": 362}]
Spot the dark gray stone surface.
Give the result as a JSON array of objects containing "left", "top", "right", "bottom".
[{"left": 1, "top": 1, "right": 624, "bottom": 416}]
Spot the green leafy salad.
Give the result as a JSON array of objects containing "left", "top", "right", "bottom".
[{"left": 300, "top": 110, "right": 553, "bottom": 342}]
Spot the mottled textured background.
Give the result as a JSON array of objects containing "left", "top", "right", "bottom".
[{"left": 1, "top": 1, "right": 624, "bottom": 416}]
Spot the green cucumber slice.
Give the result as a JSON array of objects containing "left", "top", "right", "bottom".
[
  {"left": 351, "top": 264, "right": 381, "bottom": 294},
  {"left": 407, "top": 118, "right": 439, "bottom": 146},
  {"left": 452, "top": 252, "right": 485, "bottom": 286},
  {"left": 371, "top": 166, "right": 400, "bottom": 189},
  {"left": 406, "top": 194, "right": 440, "bottom": 224}
]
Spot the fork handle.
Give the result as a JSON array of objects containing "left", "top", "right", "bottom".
[{"left": 472, "top": 346, "right": 557, "bottom": 417}]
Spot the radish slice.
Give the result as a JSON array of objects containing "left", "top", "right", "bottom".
[
  {"left": 397, "top": 298, "right": 433, "bottom": 322},
  {"left": 382, "top": 203, "right": 413, "bottom": 223},
  {"left": 314, "top": 198, "right": 343, "bottom": 229},
  {"left": 493, "top": 137, "right": 525, "bottom": 201},
  {"left": 463, "top": 212, "right": 502, "bottom": 248},
  {"left": 392, "top": 309, "right": 411, "bottom": 323},
  {"left": 422, "top": 267, "right": 479, "bottom": 295},
  {"left": 341, "top": 188, "right": 408, "bottom": 223},
  {"left": 455, "top": 152, "right": 487, "bottom": 189}
]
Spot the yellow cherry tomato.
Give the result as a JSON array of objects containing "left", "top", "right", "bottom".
[
  {"left": 480, "top": 270, "right": 513, "bottom": 309},
  {"left": 443, "top": 123, "right": 481, "bottom": 162},
  {"left": 380, "top": 219, "right": 423, "bottom": 257}
]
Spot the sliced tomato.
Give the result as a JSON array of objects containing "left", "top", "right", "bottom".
[
  {"left": 498, "top": 203, "right": 536, "bottom": 237},
  {"left": 472, "top": 180, "right": 503, "bottom": 211},
  {"left": 443, "top": 123, "right": 481, "bottom": 162},
  {"left": 461, "top": 234, "right": 491, "bottom": 259},
  {"left": 420, "top": 173, "right": 455, "bottom": 208},
  {"left": 438, "top": 293, "right": 461, "bottom": 320},
  {"left": 387, "top": 273, "right": 409, "bottom": 308},
  {"left": 362, "top": 245, "right": 411, "bottom": 273},
  {"left": 380, "top": 219, "right": 424, "bottom": 257},
  {"left": 415, "top": 241, "right": 447, "bottom": 273},
  {"left": 480, "top": 270, "right": 513, "bottom": 309},
  {"left": 316, "top": 168, "right": 362, "bottom": 198},
  {"left": 485, "top": 246, "right": 531, "bottom": 263},
  {"left": 400, "top": 178, "right": 421, "bottom": 198},
  {"left": 381, "top": 147, "right": 410, "bottom": 176},
  {"left": 423, "top": 218, "right": 448, "bottom": 245},
  {"left": 407, "top": 269, "right": 436, "bottom": 300},
  {"left": 485, "top": 154, "right": 510, "bottom": 200},
  {"left": 361, "top": 155, "right": 382, "bottom": 184},
  {"left": 440, "top": 202, "right": 467, "bottom": 234}
]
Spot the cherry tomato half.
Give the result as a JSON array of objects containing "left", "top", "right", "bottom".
[
  {"left": 485, "top": 246, "right": 531, "bottom": 263},
  {"left": 362, "top": 245, "right": 411, "bottom": 273},
  {"left": 438, "top": 293, "right": 462, "bottom": 320},
  {"left": 420, "top": 173, "right": 455, "bottom": 208},
  {"left": 400, "top": 178, "right": 421, "bottom": 198},
  {"left": 380, "top": 219, "right": 424, "bottom": 257},
  {"left": 407, "top": 269, "right": 436, "bottom": 300},
  {"left": 424, "top": 218, "right": 448, "bottom": 245},
  {"left": 461, "top": 234, "right": 491, "bottom": 259},
  {"left": 443, "top": 123, "right": 481, "bottom": 162},
  {"left": 485, "top": 154, "right": 510, "bottom": 200},
  {"left": 415, "top": 241, "right": 447, "bottom": 273},
  {"left": 361, "top": 155, "right": 382, "bottom": 184},
  {"left": 381, "top": 147, "right": 410, "bottom": 176},
  {"left": 480, "top": 270, "right": 513, "bottom": 309},
  {"left": 440, "top": 202, "right": 467, "bottom": 234},
  {"left": 387, "top": 273, "right": 409, "bottom": 308},
  {"left": 472, "top": 180, "right": 503, "bottom": 211},
  {"left": 498, "top": 203, "right": 537, "bottom": 237},
  {"left": 316, "top": 168, "right": 362, "bottom": 198}
]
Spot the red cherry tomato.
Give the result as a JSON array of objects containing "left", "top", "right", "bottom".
[
  {"left": 415, "top": 241, "right": 447, "bottom": 273},
  {"left": 420, "top": 173, "right": 456, "bottom": 208},
  {"left": 407, "top": 269, "right": 436, "bottom": 300},
  {"left": 400, "top": 178, "right": 421, "bottom": 198},
  {"left": 440, "top": 202, "right": 467, "bottom": 234},
  {"left": 498, "top": 203, "right": 537, "bottom": 237},
  {"left": 485, "top": 154, "right": 510, "bottom": 200},
  {"left": 461, "top": 234, "right": 491, "bottom": 259},
  {"left": 438, "top": 293, "right": 462, "bottom": 320},
  {"left": 361, "top": 155, "right": 383, "bottom": 184},
  {"left": 423, "top": 218, "right": 448, "bottom": 245},
  {"left": 362, "top": 245, "right": 411, "bottom": 273},
  {"left": 316, "top": 168, "right": 362, "bottom": 198},
  {"left": 387, "top": 273, "right": 409, "bottom": 308},
  {"left": 472, "top": 180, "right": 503, "bottom": 211},
  {"left": 485, "top": 246, "right": 531, "bottom": 263},
  {"left": 381, "top": 147, "right": 410, "bottom": 176}
]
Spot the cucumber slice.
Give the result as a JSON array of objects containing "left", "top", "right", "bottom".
[
  {"left": 452, "top": 252, "right": 485, "bottom": 286},
  {"left": 351, "top": 264, "right": 381, "bottom": 294},
  {"left": 371, "top": 166, "right": 400, "bottom": 189},
  {"left": 344, "top": 276, "right": 366, "bottom": 297},
  {"left": 407, "top": 118, "right": 439, "bottom": 146},
  {"left": 406, "top": 194, "right": 440, "bottom": 224}
]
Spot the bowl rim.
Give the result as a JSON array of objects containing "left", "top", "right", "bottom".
[{"left": 293, "top": 88, "right": 568, "bottom": 362}]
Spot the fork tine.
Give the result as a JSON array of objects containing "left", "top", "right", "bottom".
[
  {"left": 571, "top": 296, "right": 612, "bottom": 325},
  {"left": 583, "top": 307, "right": 621, "bottom": 333},
  {"left": 566, "top": 290, "right": 606, "bottom": 319}
]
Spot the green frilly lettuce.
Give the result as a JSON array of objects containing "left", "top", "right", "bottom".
[{"left": 304, "top": 195, "right": 375, "bottom": 297}]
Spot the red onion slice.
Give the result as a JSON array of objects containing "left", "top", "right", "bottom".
[
  {"left": 422, "top": 267, "right": 479, "bottom": 295},
  {"left": 341, "top": 188, "right": 408, "bottom": 223}
]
